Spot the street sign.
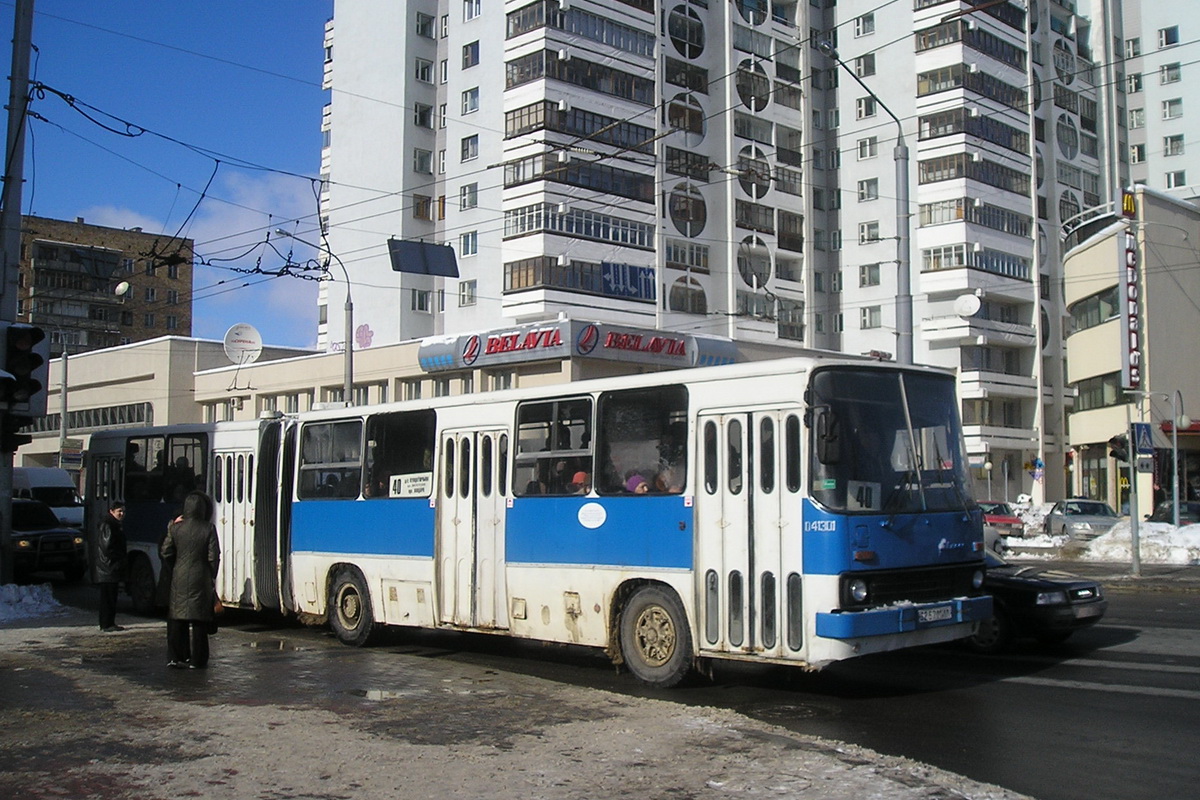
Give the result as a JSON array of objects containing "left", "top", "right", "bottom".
[
  {"left": 1136, "top": 456, "right": 1154, "bottom": 474},
  {"left": 1132, "top": 422, "right": 1154, "bottom": 455}
]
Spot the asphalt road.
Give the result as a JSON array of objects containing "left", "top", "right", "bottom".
[{"left": 38, "top": 574, "right": 1200, "bottom": 800}]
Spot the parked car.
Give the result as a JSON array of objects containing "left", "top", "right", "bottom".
[
  {"left": 1146, "top": 501, "right": 1200, "bottom": 525},
  {"left": 1042, "top": 498, "right": 1120, "bottom": 539},
  {"left": 983, "top": 524, "right": 1006, "bottom": 555},
  {"left": 978, "top": 501, "right": 1024, "bottom": 538},
  {"left": 966, "top": 550, "right": 1108, "bottom": 654},
  {"left": 10, "top": 498, "right": 88, "bottom": 582}
]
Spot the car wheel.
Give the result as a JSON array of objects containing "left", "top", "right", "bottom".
[
  {"left": 619, "top": 585, "right": 693, "bottom": 687},
  {"left": 328, "top": 566, "right": 377, "bottom": 647},
  {"left": 965, "top": 607, "right": 1013, "bottom": 655}
]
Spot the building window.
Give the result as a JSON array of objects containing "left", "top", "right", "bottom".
[
  {"left": 458, "top": 280, "right": 477, "bottom": 306},
  {"left": 439, "top": 103, "right": 447, "bottom": 128},
  {"left": 1130, "top": 143, "right": 1146, "bottom": 164},
  {"left": 413, "top": 148, "right": 433, "bottom": 174},
  {"left": 460, "top": 182, "right": 478, "bottom": 209},
  {"left": 1163, "top": 98, "right": 1183, "bottom": 119},
  {"left": 413, "top": 194, "right": 434, "bottom": 220},
  {"left": 1165, "top": 135, "right": 1185, "bottom": 156},
  {"left": 412, "top": 289, "right": 432, "bottom": 312},
  {"left": 415, "top": 58, "right": 433, "bottom": 83},
  {"left": 144, "top": 313, "right": 155, "bottom": 327},
  {"left": 857, "top": 178, "right": 878, "bottom": 201},
  {"left": 859, "top": 263, "right": 880, "bottom": 287},
  {"left": 403, "top": 379, "right": 422, "bottom": 401},
  {"left": 463, "top": 41, "right": 480, "bottom": 69},
  {"left": 165, "top": 315, "right": 178, "bottom": 331},
  {"left": 860, "top": 306, "right": 881, "bottom": 329},
  {"left": 858, "top": 136, "right": 878, "bottom": 159},
  {"left": 460, "top": 230, "right": 478, "bottom": 256},
  {"left": 1128, "top": 108, "right": 1145, "bottom": 128},
  {"left": 833, "top": 313, "right": 844, "bottom": 333},
  {"left": 167, "top": 263, "right": 179, "bottom": 279},
  {"left": 854, "top": 53, "right": 875, "bottom": 77},
  {"left": 856, "top": 96, "right": 877, "bottom": 119},
  {"left": 1166, "top": 170, "right": 1187, "bottom": 189},
  {"left": 440, "top": 14, "right": 448, "bottom": 38},
  {"left": 416, "top": 12, "right": 435, "bottom": 38},
  {"left": 462, "top": 87, "right": 479, "bottom": 115},
  {"left": 464, "top": 0, "right": 480, "bottom": 21},
  {"left": 440, "top": 59, "right": 448, "bottom": 84},
  {"left": 854, "top": 13, "right": 874, "bottom": 37},
  {"left": 438, "top": 149, "right": 446, "bottom": 174},
  {"left": 144, "top": 287, "right": 157, "bottom": 302},
  {"left": 167, "top": 290, "right": 179, "bottom": 305},
  {"left": 1125, "top": 38, "right": 1141, "bottom": 58},
  {"left": 1161, "top": 62, "right": 1182, "bottom": 84},
  {"left": 413, "top": 103, "right": 434, "bottom": 128},
  {"left": 461, "top": 135, "right": 479, "bottom": 162},
  {"left": 1158, "top": 26, "right": 1180, "bottom": 48},
  {"left": 858, "top": 221, "right": 880, "bottom": 244}
]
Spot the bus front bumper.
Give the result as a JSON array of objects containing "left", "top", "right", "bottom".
[{"left": 815, "top": 595, "right": 992, "bottom": 639}]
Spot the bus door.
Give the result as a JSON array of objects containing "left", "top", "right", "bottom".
[
  {"left": 437, "top": 428, "right": 509, "bottom": 630},
  {"left": 213, "top": 449, "right": 255, "bottom": 606},
  {"left": 694, "top": 409, "right": 804, "bottom": 661}
]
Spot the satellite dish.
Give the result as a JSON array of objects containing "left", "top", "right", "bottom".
[
  {"left": 114, "top": 281, "right": 131, "bottom": 297},
  {"left": 223, "top": 323, "right": 263, "bottom": 366},
  {"left": 953, "top": 294, "right": 982, "bottom": 318}
]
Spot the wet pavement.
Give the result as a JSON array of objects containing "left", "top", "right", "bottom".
[{"left": 0, "top": 589, "right": 1029, "bottom": 800}]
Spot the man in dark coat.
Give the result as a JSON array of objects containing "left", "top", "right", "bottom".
[
  {"left": 160, "top": 491, "right": 220, "bottom": 669},
  {"left": 93, "top": 501, "right": 127, "bottom": 632}
]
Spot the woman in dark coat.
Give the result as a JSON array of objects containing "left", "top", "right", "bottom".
[{"left": 160, "top": 491, "right": 220, "bottom": 669}]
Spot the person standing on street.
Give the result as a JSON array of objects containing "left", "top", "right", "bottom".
[
  {"left": 93, "top": 501, "right": 127, "bottom": 632},
  {"left": 160, "top": 491, "right": 220, "bottom": 669}
]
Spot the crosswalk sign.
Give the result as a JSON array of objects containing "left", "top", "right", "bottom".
[{"left": 1132, "top": 422, "right": 1154, "bottom": 455}]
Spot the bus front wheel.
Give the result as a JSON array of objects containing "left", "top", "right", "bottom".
[
  {"left": 328, "top": 567, "right": 377, "bottom": 647},
  {"left": 619, "top": 585, "right": 693, "bottom": 687}
]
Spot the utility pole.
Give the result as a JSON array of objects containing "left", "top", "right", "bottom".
[{"left": 0, "top": 0, "right": 35, "bottom": 584}]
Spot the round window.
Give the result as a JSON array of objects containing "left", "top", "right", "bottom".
[
  {"left": 668, "top": 5, "right": 705, "bottom": 59},
  {"left": 1056, "top": 114, "right": 1079, "bottom": 160},
  {"left": 735, "top": 60, "right": 771, "bottom": 112},
  {"left": 737, "top": 146, "right": 771, "bottom": 199},
  {"left": 737, "top": 237, "right": 772, "bottom": 288},
  {"left": 667, "top": 93, "right": 706, "bottom": 147},
  {"left": 735, "top": 0, "right": 767, "bottom": 25},
  {"left": 669, "top": 183, "right": 708, "bottom": 238}
]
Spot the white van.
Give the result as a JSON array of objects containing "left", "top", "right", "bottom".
[{"left": 12, "top": 467, "right": 85, "bottom": 528}]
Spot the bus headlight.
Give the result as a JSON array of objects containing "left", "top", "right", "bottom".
[
  {"left": 848, "top": 578, "right": 869, "bottom": 603},
  {"left": 971, "top": 569, "right": 985, "bottom": 590}
]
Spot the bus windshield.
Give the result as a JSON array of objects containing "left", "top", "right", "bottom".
[{"left": 809, "top": 367, "right": 971, "bottom": 514}]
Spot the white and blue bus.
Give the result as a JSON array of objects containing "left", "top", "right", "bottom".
[{"left": 86, "top": 356, "right": 991, "bottom": 686}]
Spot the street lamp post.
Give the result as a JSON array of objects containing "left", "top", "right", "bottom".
[
  {"left": 276, "top": 230, "right": 353, "bottom": 405},
  {"left": 818, "top": 41, "right": 912, "bottom": 365},
  {"left": 984, "top": 460, "right": 993, "bottom": 500},
  {"left": 1171, "top": 390, "right": 1191, "bottom": 528}
]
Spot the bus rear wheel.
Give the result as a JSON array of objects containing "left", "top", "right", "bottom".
[
  {"left": 328, "top": 567, "right": 377, "bottom": 646},
  {"left": 127, "top": 555, "right": 157, "bottom": 615},
  {"left": 619, "top": 585, "right": 692, "bottom": 687}
]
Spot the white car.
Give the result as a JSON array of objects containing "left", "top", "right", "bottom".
[{"left": 1043, "top": 499, "right": 1120, "bottom": 540}]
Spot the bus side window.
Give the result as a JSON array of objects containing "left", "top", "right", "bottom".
[
  {"left": 704, "top": 421, "right": 718, "bottom": 494},
  {"left": 785, "top": 414, "right": 802, "bottom": 493},
  {"left": 596, "top": 385, "right": 687, "bottom": 495}
]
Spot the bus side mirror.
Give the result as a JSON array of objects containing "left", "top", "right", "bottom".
[{"left": 815, "top": 407, "right": 841, "bottom": 465}]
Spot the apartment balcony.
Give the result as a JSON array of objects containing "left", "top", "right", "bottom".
[
  {"left": 963, "top": 424, "right": 1041, "bottom": 454},
  {"left": 920, "top": 266, "right": 1035, "bottom": 304},
  {"left": 923, "top": 314, "right": 1037, "bottom": 347},
  {"left": 959, "top": 369, "right": 1039, "bottom": 400}
]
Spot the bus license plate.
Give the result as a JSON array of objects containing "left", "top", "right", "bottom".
[{"left": 918, "top": 605, "right": 953, "bottom": 623}]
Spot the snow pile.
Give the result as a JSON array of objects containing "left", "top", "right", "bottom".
[
  {"left": 0, "top": 583, "right": 66, "bottom": 622},
  {"left": 1079, "top": 521, "right": 1200, "bottom": 565}
]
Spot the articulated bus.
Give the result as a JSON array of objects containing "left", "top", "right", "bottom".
[{"left": 85, "top": 356, "right": 991, "bottom": 686}]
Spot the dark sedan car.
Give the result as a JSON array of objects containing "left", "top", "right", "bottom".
[
  {"left": 11, "top": 498, "right": 88, "bottom": 582},
  {"left": 1147, "top": 501, "right": 1200, "bottom": 525},
  {"left": 966, "top": 550, "right": 1107, "bottom": 653}
]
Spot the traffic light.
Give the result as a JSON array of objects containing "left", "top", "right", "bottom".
[
  {"left": 1, "top": 322, "right": 49, "bottom": 419},
  {"left": 1108, "top": 434, "right": 1129, "bottom": 463},
  {"left": 0, "top": 413, "right": 31, "bottom": 452}
]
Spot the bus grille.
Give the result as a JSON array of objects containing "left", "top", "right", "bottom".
[{"left": 840, "top": 564, "right": 981, "bottom": 610}]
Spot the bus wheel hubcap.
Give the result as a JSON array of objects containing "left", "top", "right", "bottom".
[{"left": 635, "top": 606, "right": 675, "bottom": 667}]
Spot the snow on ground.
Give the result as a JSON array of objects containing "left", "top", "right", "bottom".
[
  {"left": 1007, "top": 501, "right": 1200, "bottom": 565},
  {"left": 0, "top": 583, "right": 67, "bottom": 622}
]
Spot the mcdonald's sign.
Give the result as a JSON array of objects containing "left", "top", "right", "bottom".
[{"left": 1121, "top": 189, "right": 1137, "bottom": 218}]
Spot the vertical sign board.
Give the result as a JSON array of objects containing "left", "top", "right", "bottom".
[{"left": 1119, "top": 230, "right": 1141, "bottom": 390}]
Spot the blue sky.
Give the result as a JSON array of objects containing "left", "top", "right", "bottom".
[{"left": 2, "top": 0, "right": 333, "bottom": 348}]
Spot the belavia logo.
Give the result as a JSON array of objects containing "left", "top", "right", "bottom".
[
  {"left": 484, "top": 327, "right": 563, "bottom": 355},
  {"left": 576, "top": 324, "right": 600, "bottom": 355},
  {"left": 462, "top": 335, "right": 481, "bottom": 366}
]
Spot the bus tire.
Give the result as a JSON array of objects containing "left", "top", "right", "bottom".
[
  {"left": 328, "top": 567, "right": 377, "bottom": 647},
  {"left": 127, "top": 555, "right": 158, "bottom": 615},
  {"left": 619, "top": 585, "right": 693, "bottom": 687}
]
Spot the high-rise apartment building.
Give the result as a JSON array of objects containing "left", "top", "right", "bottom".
[
  {"left": 1120, "top": 2, "right": 1198, "bottom": 200},
  {"left": 17, "top": 216, "right": 194, "bottom": 357},
  {"left": 319, "top": 0, "right": 1128, "bottom": 503}
]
